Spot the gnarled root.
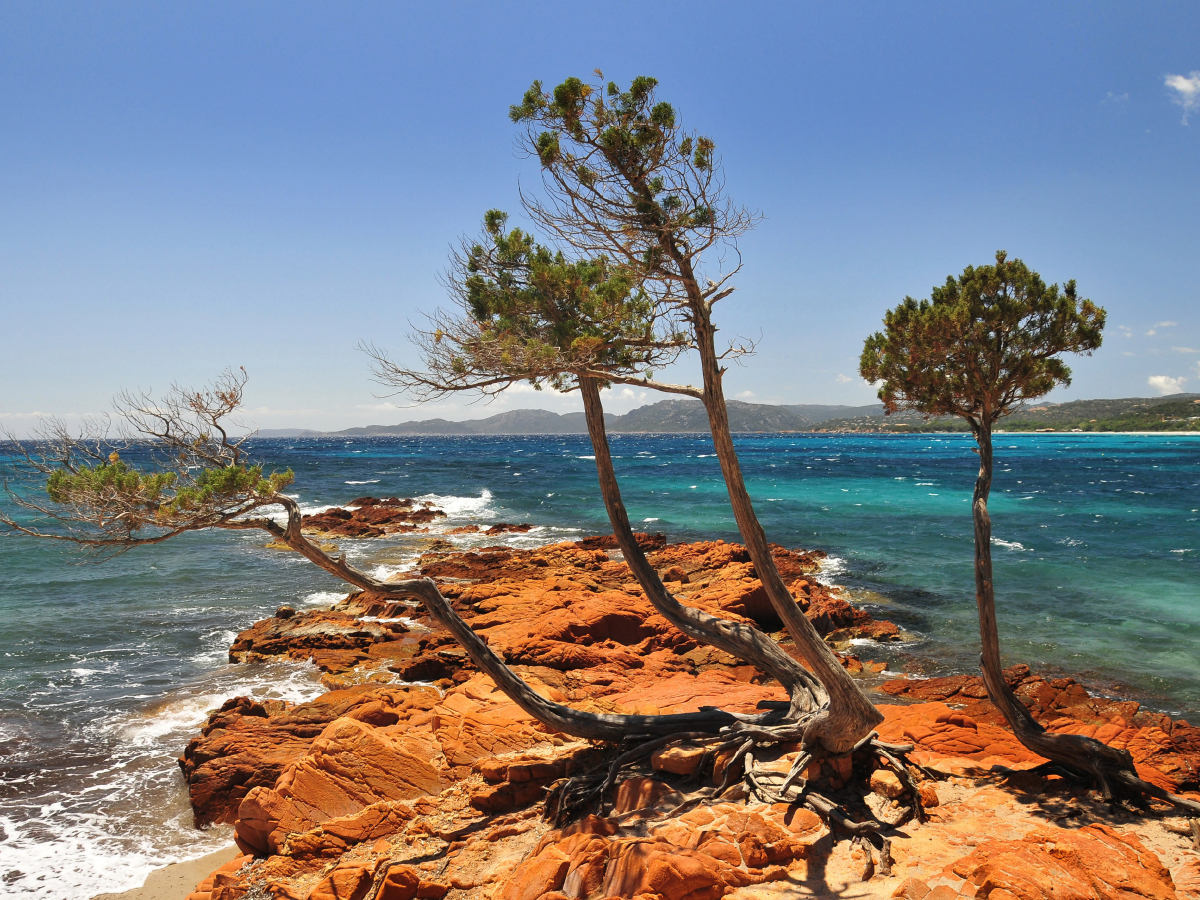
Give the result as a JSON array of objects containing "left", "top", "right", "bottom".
[
  {"left": 543, "top": 718, "right": 936, "bottom": 873},
  {"left": 980, "top": 656, "right": 1200, "bottom": 816}
]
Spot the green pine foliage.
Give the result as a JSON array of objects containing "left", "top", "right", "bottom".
[
  {"left": 860, "top": 251, "right": 1106, "bottom": 425},
  {"left": 511, "top": 75, "right": 719, "bottom": 266},
  {"left": 441, "top": 210, "right": 681, "bottom": 392},
  {"left": 45, "top": 451, "right": 293, "bottom": 528}
]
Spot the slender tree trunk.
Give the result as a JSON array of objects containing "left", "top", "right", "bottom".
[
  {"left": 969, "top": 423, "right": 1200, "bottom": 811},
  {"left": 261, "top": 498, "right": 767, "bottom": 742},
  {"left": 972, "top": 422, "right": 1007, "bottom": 691},
  {"left": 578, "top": 375, "right": 825, "bottom": 718},
  {"left": 686, "top": 305, "right": 883, "bottom": 753}
]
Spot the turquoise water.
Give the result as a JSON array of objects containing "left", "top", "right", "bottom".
[{"left": 0, "top": 432, "right": 1197, "bottom": 897}]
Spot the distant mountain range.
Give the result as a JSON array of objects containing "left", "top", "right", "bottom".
[
  {"left": 811, "top": 394, "right": 1200, "bottom": 433},
  {"left": 258, "top": 399, "right": 819, "bottom": 437},
  {"left": 255, "top": 394, "right": 1200, "bottom": 437}
]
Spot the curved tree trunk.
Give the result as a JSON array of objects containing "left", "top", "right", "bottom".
[
  {"left": 256, "top": 498, "right": 763, "bottom": 742},
  {"left": 679, "top": 275, "right": 883, "bottom": 754},
  {"left": 578, "top": 375, "right": 826, "bottom": 719},
  {"left": 971, "top": 422, "right": 1200, "bottom": 811}
]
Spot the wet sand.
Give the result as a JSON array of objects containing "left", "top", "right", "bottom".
[{"left": 91, "top": 845, "right": 239, "bottom": 900}]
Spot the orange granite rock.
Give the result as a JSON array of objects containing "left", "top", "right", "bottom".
[
  {"left": 947, "top": 823, "right": 1177, "bottom": 900},
  {"left": 883, "top": 669, "right": 1200, "bottom": 794},
  {"left": 234, "top": 715, "right": 444, "bottom": 854}
]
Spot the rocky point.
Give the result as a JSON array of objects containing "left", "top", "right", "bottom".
[{"left": 176, "top": 522, "right": 1200, "bottom": 900}]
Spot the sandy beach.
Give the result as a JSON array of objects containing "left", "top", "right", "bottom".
[{"left": 91, "top": 846, "right": 239, "bottom": 900}]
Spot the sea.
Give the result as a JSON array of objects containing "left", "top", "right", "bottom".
[{"left": 0, "top": 432, "right": 1197, "bottom": 898}]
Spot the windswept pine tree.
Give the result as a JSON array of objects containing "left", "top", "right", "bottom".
[
  {"left": 3, "top": 76, "right": 936, "bottom": 849},
  {"left": 862, "top": 252, "right": 1198, "bottom": 814},
  {"left": 371, "top": 210, "right": 844, "bottom": 796},
  {"left": 2, "top": 368, "right": 783, "bottom": 747},
  {"left": 503, "top": 73, "right": 885, "bottom": 755}
]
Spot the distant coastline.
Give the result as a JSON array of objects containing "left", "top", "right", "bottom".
[{"left": 257, "top": 393, "right": 1200, "bottom": 438}]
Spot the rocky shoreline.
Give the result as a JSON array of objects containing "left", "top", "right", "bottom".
[{"left": 171, "top": 500, "right": 1200, "bottom": 900}]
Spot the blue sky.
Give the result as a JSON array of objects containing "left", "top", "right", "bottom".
[{"left": 2, "top": 2, "right": 1197, "bottom": 434}]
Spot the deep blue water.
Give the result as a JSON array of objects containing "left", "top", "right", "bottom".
[{"left": 0, "top": 432, "right": 1197, "bottom": 897}]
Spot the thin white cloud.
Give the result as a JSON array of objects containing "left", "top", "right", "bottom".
[
  {"left": 735, "top": 390, "right": 756, "bottom": 399},
  {"left": 835, "top": 374, "right": 853, "bottom": 384},
  {"left": 1146, "top": 321, "right": 1179, "bottom": 337},
  {"left": 243, "top": 405, "right": 324, "bottom": 417},
  {"left": 1166, "top": 71, "right": 1200, "bottom": 124},
  {"left": 0, "top": 410, "right": 74, "bottom": 420},
  {"left": 354, "top": 402, "right": 402, "bottom": 412},
  {"left": 609, "top": 387, "right": 648, "bottom": 403},
  {"left": 1172, "top": 347, "right": 1200, "bottom": 354},
  {"left": 1148, "top": 375, "right": 1187, "bottom": 395}
]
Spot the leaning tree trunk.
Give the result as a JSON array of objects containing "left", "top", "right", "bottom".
[
  {"left": 673, "top": 260, "right": 883, "bottom": 754},
  {"left": 255, "top": 497, "right": 772, "bottom": 743},
  {"left": 971, "top": 421, "right": 1200, "bottom": 811},
  {"left": 579, "top": 375, "right": 826, "bottom": 719}
]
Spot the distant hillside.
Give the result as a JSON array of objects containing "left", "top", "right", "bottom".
[
  {"left": 335, "top": 409, "right": 594, "bottom": 436},
  {"left": 256, "top": 428, "right": 325, "bottom": 438},
  {"left": 784, "top": 403, "right": 883, "bottom": 423},
  {"left": 812, "top": 394, "right": 1200, "bottom": 433},
  {"left": 260, "top": 394, "right": 1200, "bottom": 437},
  {"left": 324, "top": 398, "right": 809, "bottom": 436},
  {"left": 613, "top": 399, "right": 810, "bottom": 433},
  {"left": 1002, "top": 395, "right": 1200, "bottom": 432}
]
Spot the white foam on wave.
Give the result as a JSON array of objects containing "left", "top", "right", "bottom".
[
  {"left": 0, "top": 658, "right": 324, "bottom": 900},
  {"left": 373, "top": 562, "right": 419, "bottom": 582},
  {"left": 417, "top": 489, "right": 495, "bottom": 521},
  {"left": 302, "top": 590, "right": 349, "bottom": 606},
  {"left": 0, "top": 808, "right": 232, "bottom": 900},
  {"left": 259, "top": 498, "right": 337, "bottom": 526},
  {"left": 187, "top": 629, "right": 238, "bottom": 665},
  {"left": 448, "top": 525, "right": 582, "bottom": 553},
  {"left": 345, "top": 479, "right": 381, "bottom": 485},
  {"left": 991, "top": 538, "right": 1029, "bottom": 551},
  {"left": 814, "top": 556, "right": 847, "bottom": 586},
  {"left": 114, "top": 659, "right": 325, "bottom": 747}
]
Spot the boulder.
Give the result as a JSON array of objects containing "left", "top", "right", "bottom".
[
  {"left": 180, "top": 684, "right": 436, "bottom": 826},
  {"left": 235, "top": 716, "right": 443, "bottom": 854},
  {"left": 947, "top": 823, "right": 1177, "bottom": 900}
]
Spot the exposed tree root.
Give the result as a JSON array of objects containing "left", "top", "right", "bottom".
[
  {"left": 980, "top": 656, "right": 1200, "bottom": 817},
  {"left": 543, "top": 719, "right": 935, "bottom": 881}
]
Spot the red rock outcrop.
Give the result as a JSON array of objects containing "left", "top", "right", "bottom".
[
  {"left": 180, "top": 529, "right": 1200, "bottom": 900},
  {"left": 882, "top": 668, "right": 1200, "bottom": 795},
  {"left": 302, "top": 497, "right": 446, "bottom": 538},
  {"left": 945, "top": 822, "right": 1178, "bottom": 900},
  {"left": 179, "top": 683, "right": 428, "bottom": 826},
  {"left": 228, "top": 607, "right": 410, "bottom": 669}
]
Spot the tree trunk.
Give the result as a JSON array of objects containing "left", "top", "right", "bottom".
[
  {"left": 685, "top": 304, "right": 883, "bottom": 754},
  {"left": 260, "top": 498, "right": 761, "bottom": 743},
  {"left": 970, "top": 423, "right": 1199, "bottom": 810},
  {"left": 578, "top": 375, "right": 825, "bottom": 719}
]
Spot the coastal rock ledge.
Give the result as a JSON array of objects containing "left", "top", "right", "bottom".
[{"left": 178, "top": 536, "right": 1200, "bottom": 900}]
